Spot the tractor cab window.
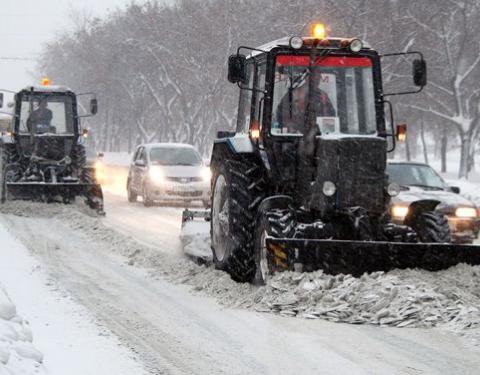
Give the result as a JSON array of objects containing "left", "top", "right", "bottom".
[
  {"left": 271, "top": 55, "right": 376, "bottom": 136},
  {"left": 18, "top": 95, "right": 74, "bottom": 135}
]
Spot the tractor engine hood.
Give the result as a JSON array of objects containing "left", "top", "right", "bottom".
[{"left": 306, "top": 136, "right": 387, "bottom": 214}]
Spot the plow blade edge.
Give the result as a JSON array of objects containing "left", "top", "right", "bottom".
[{"left": 266, "top": 238, "right": 480, "bottom": 276}]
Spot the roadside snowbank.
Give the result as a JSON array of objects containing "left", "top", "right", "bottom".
[
  {"left": 1, "top": 201, "right": 479, "bottom": 347},
  {"left": 0, "top": 284, "right": 46, "bottom": 375}
]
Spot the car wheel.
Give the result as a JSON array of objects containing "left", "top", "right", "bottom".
[
  {"left": 142, "top": 184, "right": 153, "bottom": 207},
  {"left": 127, "top": 180, "right": 137, "bottom": 203}
]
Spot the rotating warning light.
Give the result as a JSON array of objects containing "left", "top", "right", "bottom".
[
  {"left": 310, "top": 23, "right": 326, "bottom": 40},
  {"left": 41, "top": 77, "right": 50, "bottom": 86}
]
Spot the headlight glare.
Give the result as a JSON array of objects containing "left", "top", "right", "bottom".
[
  {"left": 391, "top": 205, "right": 409, "bottom": 219},
  {"left": 201, "top": 167, "right": 212, "bottom": 182},
  {"left": 149, "top": 166, "right": 164, "bottom": 185},
  {"left": 455, "top": 207, "right": 477, "bottom": 218},
  {"left": 322, "top": 181, "right": 336, "bottom": 197}
]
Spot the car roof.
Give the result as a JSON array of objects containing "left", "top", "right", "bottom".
[{"left": 138, "top": 143, "right": 197, "bottom": 151}]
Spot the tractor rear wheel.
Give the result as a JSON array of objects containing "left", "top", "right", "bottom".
[
  {"left": 412, "top": 211, "right": 451, "bottom": 243},
  {"left": 211, "top": 159, "right": 264, "bottom": 282}
]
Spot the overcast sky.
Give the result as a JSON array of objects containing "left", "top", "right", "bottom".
[{"left": 0, "top": 0, "right": 165, "bottom": 91}]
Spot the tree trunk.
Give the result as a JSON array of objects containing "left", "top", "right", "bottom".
[
  {"left": 458, "top": 133, "right": 471, "bottom": 178},
  {"left": 441, "top": 127, "right": 447, "bottom": 173},
  {"left": 420, "top": 118, "right": 429, "bottom": 164}
]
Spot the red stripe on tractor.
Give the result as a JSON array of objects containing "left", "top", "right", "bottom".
[{"left": 276, "top": 55, "right": 372, "bottom": 68}]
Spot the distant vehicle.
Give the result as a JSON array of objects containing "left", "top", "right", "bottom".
[
  {"left": 387, "top": 161, "right": 479, "bottom": 243},
  {"left": 127, "top": 143, "right": 211, "bottom": 207}
]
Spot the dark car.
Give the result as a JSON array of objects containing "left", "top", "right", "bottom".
[{"left": 387, "top": 161, "right": 479, "bottom": 243}]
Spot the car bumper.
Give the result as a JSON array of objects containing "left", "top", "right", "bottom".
[{"left": 147, "top": 181, "right": 210, "bottom": 202}]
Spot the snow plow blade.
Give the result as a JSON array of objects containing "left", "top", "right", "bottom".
[
  {"left": 5, "top": 182, "right": 104, "bottom": 214},
  {"left": 266, "top": 238, "right": 480, "bottom": 277}
]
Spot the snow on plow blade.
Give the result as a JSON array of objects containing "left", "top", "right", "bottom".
[
  {"left": 5, "top": 182, "right": 104, "bottom": 213},
  {"left": 266, "top": 238, "right": 480, "bottom": 277}
]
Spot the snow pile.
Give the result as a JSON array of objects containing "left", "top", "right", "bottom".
[
  {"left": 180, "top": 220, "right": 211, "bottom": 262},
  {"left": 0, "top": 285, "right": 46, "bottom": 375},
  {"left": 2, "top": 201, "right": 480, "bottom": 346}
]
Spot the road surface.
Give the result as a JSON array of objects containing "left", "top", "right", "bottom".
[{"left": 0, "top": 189, "right": 479, "bottom": 374}]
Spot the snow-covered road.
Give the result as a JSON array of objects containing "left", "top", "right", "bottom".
[{"left": 0, "top": 191, "right": 479, "bottom": 374}]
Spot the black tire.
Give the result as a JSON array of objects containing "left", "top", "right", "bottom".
[
  {"left": 0, "top": 144, "right": 20, "bottom": 203},
  {"left": 142, "top": 183, "right": 153, "bottom": 207},
  {"left": 127, "top": 179, "right": 137, "bottom": 203},
  {"left": 412, "top": 211, "right": 451, "bottom": 243},
  {"left": 253, "top": 209, "right": 295, "bottom": 285},
  {"left": 211, "top": 159, "right": 265, "bottom": 282}
]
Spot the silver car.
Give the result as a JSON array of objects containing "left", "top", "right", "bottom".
[{"left": 127, "top": 143, "right": 211, "bottom": 207}]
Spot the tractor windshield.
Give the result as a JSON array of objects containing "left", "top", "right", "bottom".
[
  {"left": 18, "top": 94, "right": 74, "bottom": 135},
  {"left": 271, "top": 55, "right": 376, "bottom": 136}
]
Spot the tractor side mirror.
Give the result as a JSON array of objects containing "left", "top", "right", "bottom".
[
  {"left": 228, "top": 54, "right": 247, "bottom": 84},
  {"left": 450, "top": 186, "right": 460, "bottom": 194},
  {"left": 396, "top": 123, "right": 407, "bottom": 142},
  {"left": 0, "top": 93, "right": 3, "bottom": 108},
  {"left": 413, "top": 59, "right": 427, "bottom": 87},
  {"left": 90, "top": 98, "right": 98, "bottom": 115}
]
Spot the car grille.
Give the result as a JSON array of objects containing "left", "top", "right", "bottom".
[
  {"left": 166, "top": 176, "right": 202, "bottom": 183},
  {"left": 166, "top": 190, "right": 202, "bottom": 197}
]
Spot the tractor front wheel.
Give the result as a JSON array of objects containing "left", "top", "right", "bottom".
[
  {"left": 412, "top": 211, "right": 451, "bottom": 243},
  {"left": 211, "top": 160, "right": 264, "bottom": 282}
]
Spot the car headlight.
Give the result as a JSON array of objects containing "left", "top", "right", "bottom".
[
  {"left": 391, "top": 205, "right": 409, "bottom": 219},
  {"left": 322, "top": 181, "right": 336, "bottom": 197},
  {"left": 455, "top": 207, "right": 477, "bottom": 218},
  {"left": 149, "top": 166, "right": 164, "bottom": 185},
  {"left": 201, "top": 167, "right": 212, "bottom": 183},
  {"left": 94, "top": 161, "right": 105, "bottom": 182}
]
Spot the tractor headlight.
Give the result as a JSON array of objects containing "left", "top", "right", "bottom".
[
  {"left": 201, "top": 166, "right": 212, "bottom": 182},
  {"left": 455, "top": 207, "right": 477, "bottom": 218},
  {"left": 149, "top": 166, "right": 164, "bottom": 185},
  {"left": 349, "top": 39, "right": 363, "bottom": 53},
  {"left": 322, "top": 181, "right": 336, "bottom": 196},
  {"left": 387, "top": 183, "right": 400, "bottom": 197},
  {"left": 289, "top": 36, "right": 303, "bottom": 49},
  {"left": 391, "top": 205, "right": 409, "bottom": 219}
]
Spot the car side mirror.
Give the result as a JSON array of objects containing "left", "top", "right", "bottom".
[
  {"left": 90, "top": 98, "right": 98, "bottom": 115},
  {"left": 135, "top": 159, "right": 146, "bottom": 167},
  {"left": 413, "top": 59, "right": 427, "bottom": 87},
  {"left": 450, "top": 186, "right": 460, "bottom": 194},
  {"left": 97, "top": 152, "right": 104, "bottom": 158},
  {"left": 228, "top": 54, "right": 247, "bottom": 84},
  {"left": 0, "top": 93, "right": 3, "bottom": 108},
  {"left": 396, "top": 123, "right": 407, "bottom": 142}
]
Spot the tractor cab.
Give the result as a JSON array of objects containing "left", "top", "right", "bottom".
[{"left": 227, "top": 28, "right": 426, "bottom": 215}]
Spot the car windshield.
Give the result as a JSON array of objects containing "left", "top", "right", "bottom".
[
  {"left": 387, "top": 163, "right": 446, "bottom": 189},
  {"left": 150, "top": 147, "right": 202, "bottom": 166},
  {"left": 271, "top": 55, "right": 377, "bottom": 136},
  {"left": 19, "top": 94, "right": 74, "bottom": 135}
]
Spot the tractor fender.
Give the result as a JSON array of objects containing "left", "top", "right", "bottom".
[
  {"left": 212, "top": 134, "right": 254, "bottom": 157},
  {"left": 257, "top": 195, "right": 293, "bottom": 217},
  {"left": 405, "top": 199, "right": 441, "bottom": 224}
]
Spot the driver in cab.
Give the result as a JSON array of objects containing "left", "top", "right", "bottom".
[
  {"left": 27, "top": 98, "right": 54, "bottom": 133},
  {"left": 276, "top": 72, "right": 335, "bottom": 134}
]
